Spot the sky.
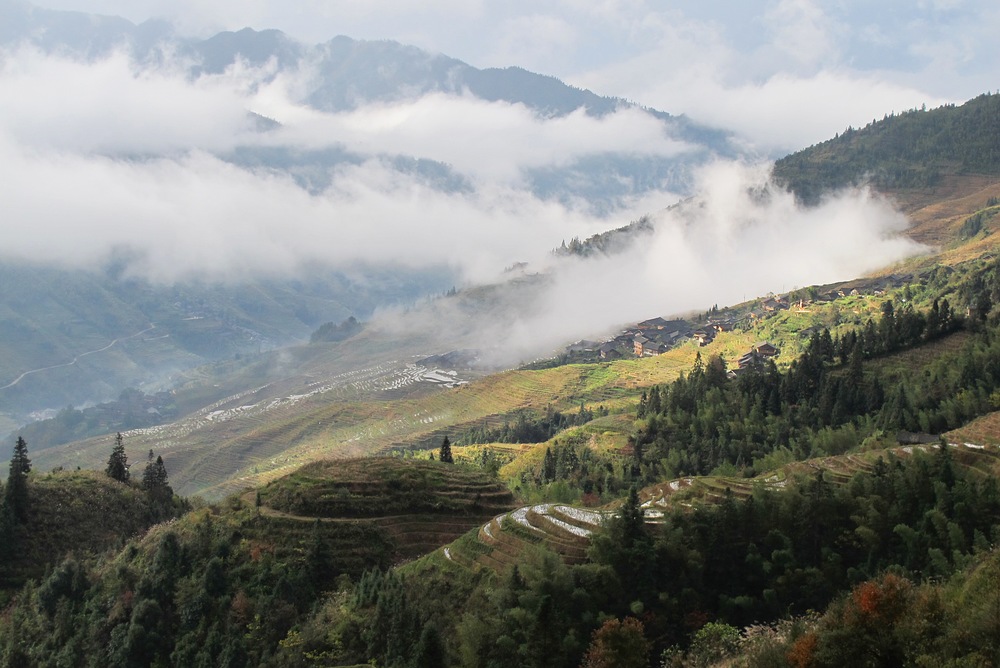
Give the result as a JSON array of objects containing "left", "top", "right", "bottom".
[
  {"left": 25, "top": 0, "right": 1000, "bottom": 153},
  {"left": 0, "top": 0, "right": 977, "bottom": 355}
]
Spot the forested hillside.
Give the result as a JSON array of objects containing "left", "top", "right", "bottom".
[
  {"left": 6, "top": 247, "right": 1000, "bottom": 666},
  {"left": 773, "top": 92, "right": 1000, "bottom": 204}
]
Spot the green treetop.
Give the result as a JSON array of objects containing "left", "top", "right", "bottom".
[
  {"left": 439, "top": 436, "right": 454, "bottom": 464},
  {"left": 106, "top": 432, "right": 129, "bottom": 483}
]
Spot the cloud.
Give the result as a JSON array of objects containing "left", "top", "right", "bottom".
[
  {"left": 645, "top": 70, "right": 949, "bottom": 154},
  {"left": 761, "top": 0, "right": 839, "bottom": 72},
  {"left": 0, "top": 42, "right": 928, "bottom": 367},
  {"left": 0, "top": 47, "right": 267, "bottom": 154},
  {"left": 252, "top": 88, "right": 698, "bottom": 184},
  {"left": 574, "top": 37, "right": 948, "bottom": 155},
  {"left": 424, "top": 161, "right": 926, "bottom": 364},
  {"left": 23, "top": 1, "right": 1000, "bottom": 160},
  {"left": 486, "top": 14, "right": 579, "bottom": 70},
  {"left": 0, "top": 135, "right": 626, "bottom": 283},
  {"left": 0, "top": 47, "right": 698, "bottom": 285}
]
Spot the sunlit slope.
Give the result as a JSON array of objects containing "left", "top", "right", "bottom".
[{"left": 32, "top": 345, "right": 701, "bottom": 499}]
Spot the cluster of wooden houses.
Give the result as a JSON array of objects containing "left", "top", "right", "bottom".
[
  {"left": 566, "top": 303, "right": 784, "bottom": 366},
  {"left": 729, "top": 341, "right": 780, "bottom": 377},
  {"left": 567, "top": 314, "right": 743, "bottom": 362},
  {"left": 562, "top": 280, "right": 904, "bottom": 370}
]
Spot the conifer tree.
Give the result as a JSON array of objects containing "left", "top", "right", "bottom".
[
  {"left": 142, "top": 454, "right": 169, "bottom": 491},
  {"left": 439, "top": 436, "right": 453, "bottom": 463},
  {"left": 412, "top": 623, "right": 445, "bottom": 668},
  {"left": 5, "top": 436, "right": 31, "bottom": 524},
  {"left": 306, "top": 519, "right": 329, "bottom": 592},
  {"left": 106, "top": 432, "right": 129, "bottom": 483},
  {"left": 142, "top": 452, "right": 173, "bottom": 519}
]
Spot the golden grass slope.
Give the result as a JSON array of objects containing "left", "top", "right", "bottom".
[{"left": 29, "top": 345, "right": 701, "bottom": 500}]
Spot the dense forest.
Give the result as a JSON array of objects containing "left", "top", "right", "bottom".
[
  {"left": 772, "top": 92, "right": 1000, "bottom": 203},
  {"left": 459, "top": 404, "right": 606, "bottom": 446}
]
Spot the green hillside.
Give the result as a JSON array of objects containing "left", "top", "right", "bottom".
[
  {"left": 773, "top": 92, "right": 1000, "bottom": 204},
  {"left": 0, "top": 456, "right": 515, "bottom": 666},
  {"left": 0, "top": 469, "right": 181, "bottom": 593}
]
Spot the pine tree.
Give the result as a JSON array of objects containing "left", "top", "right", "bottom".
[
  {"left": 439, "top": 436, "right": 453, "bottom": 464},
  {"left": 412, "top": 623, "right": 445, "bottom": 668},
  {"left": 142, "top": 453, "right": 173, "bottom": 519},
  {"left": 542, "top": 446, "right": 556, "bottom": 482},
  {"left": 106, "top": 432, "right": 129, "bottom": 483},
  {"left": 5, "top": 436, "right": 31, "bottom": 524},
  {"left": 142, "top": 454, "right": 169, "bottom": 491},
  {"left": 305, "top": 519, "right": 330, "bottom": 592}
]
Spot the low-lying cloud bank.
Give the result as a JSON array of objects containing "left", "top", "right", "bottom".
[
  {"left": 0, "top": 47, "right": 687, "bottom": 283},
  {"left": 388, "top": 161, "right": 926, "bottom": 365},
  {"left": 0, "top": 47, "right": 927, "bottom": 364}
]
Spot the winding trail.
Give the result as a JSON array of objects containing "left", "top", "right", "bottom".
[{"left": 0, "top": 323, "right": 157, "bottom": 390}]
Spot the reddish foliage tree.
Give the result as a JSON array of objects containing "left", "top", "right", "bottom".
[
  {"left": 580, "top": 617, "right": 649, "bottom": 668},
  {"left": 786, "top": 631, "right": 818, "bottom": 668}
]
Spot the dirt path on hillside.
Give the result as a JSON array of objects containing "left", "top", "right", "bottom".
[{"left": 1, "top": 323, "right": 158, "bottom": 389}]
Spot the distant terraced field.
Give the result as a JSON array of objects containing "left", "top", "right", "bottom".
[{"left": 33, "top": 343, "right": 702, "bottom": 499}]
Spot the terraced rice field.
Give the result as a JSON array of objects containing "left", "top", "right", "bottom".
[
  {"left": 245, "top": 458, "right": 518, "bottom": 564},
  {"left": 456, "top": 503, "right": 609, "bottom": 570},
  {"left": 441, "top": 442, "right": 1000, "bottom": 574},
  {"left": 946, "top": 410, "right": 1000, "bottom": 446},
  {"left": 38, "top": 344, "right": 703, "bottom": 499},
  {"left": 31, "top": 359, "right": 480, "bottom": 497}
]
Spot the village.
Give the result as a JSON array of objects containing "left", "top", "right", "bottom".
[{"left": 561, "top": 279, "right": 898, "bottom": 376}]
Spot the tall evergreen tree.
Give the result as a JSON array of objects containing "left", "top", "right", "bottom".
[
  {"left": 106, "top": 432, "right": 129, "bottom": 483},
  {"left": 412, "top": 623, "right": 445, "bottom": 668},
  {"left": 5, "top": 436, "right": 31, "bottom": 524},
  {"left": 439, "top": 436, "right": 454, "bottom": 464},
  {"left": 142, "top": 454, "right": 169, "bottom": 491}
]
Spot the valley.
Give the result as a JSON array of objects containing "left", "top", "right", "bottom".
[{"left": 4, "top": 3, "right": 1000, "bottom": 665}]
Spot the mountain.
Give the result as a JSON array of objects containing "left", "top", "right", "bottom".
[
  {"left": 19, "top": 90, "right": 1000, "bottom": 498},
  {"left": 772, "top": 92, "right": 1000, "bottom": 205},
  {"left": 0, "top": 1, "right": 738, "bottom": 210},
  {"left": 0, "top": 0, "right": 747, "bottom": 431},
  {"left": 0, "top": 261, "right": 452, "bottom": 430}
]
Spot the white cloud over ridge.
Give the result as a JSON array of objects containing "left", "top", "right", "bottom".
[
  {"left": 0, "top": 48, "right": 683, "bottom": 281},
  {"left": 0, "top": 45, "right": 928, "bottom": 361},
  {"left": 20, "top": 1, "right": 1000, "bottom": 158},
  {"left": 471, "top": 161, "right": 926, "bottom": 363}
]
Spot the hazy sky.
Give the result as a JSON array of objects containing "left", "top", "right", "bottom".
[{"left": 26, "top": 0, "right": 1000, "bottom": 152}]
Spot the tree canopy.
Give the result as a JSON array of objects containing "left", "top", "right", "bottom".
[{"left": 105, "top": 432, "right": 129, "bottom": 483}]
